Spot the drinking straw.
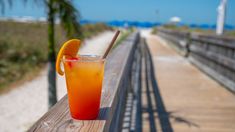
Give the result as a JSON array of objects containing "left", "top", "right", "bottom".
[{"left": 102, "top": 30, "right": 120, "bottom": 59}]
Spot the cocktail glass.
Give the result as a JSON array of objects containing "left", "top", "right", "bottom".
[{"left": 63, "top": 55, "right": 105, "bottom": 120}]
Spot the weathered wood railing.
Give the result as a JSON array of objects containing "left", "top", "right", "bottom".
[
  {"left": 158, "top": 28, "right": 190, "bottom": 56},
  {"left": 29, "top": 32, "right": 140, "bottom": 132},
  {"left": 158, "top": 28, "right": 235, "bottom": 92}
]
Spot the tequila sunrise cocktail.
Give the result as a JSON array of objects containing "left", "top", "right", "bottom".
[
  {"left": 56, "top": 31, "right": 119, "bottom": 120},
  {"left": 63, "top": 55, "right": 105, "bottom": 120}
]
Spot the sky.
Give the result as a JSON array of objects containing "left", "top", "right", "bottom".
[{"left": 0, "top": 0, "right": 234, "bottom": 25}]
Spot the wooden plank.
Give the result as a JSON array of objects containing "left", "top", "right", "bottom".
[
  {"left": 190, "top": 45, "right": 235, "bottom": 71},
  {"left": 188, "top": 55, "right": 235, "bottom": 92},
  {"left": 191, "top": 33, "right": 235, "bottom": 49},
  {"left": 29, "top": 32, "right": 140, "bottom": 132}
]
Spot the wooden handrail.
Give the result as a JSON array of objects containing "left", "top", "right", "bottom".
[
  {"left": 29, "top": 32, "right": 140, "bottom": 132},
  {"left": 191, "top": 33, "right": 235, "bottom": 49},
  {"left": 157, "top": 28, "right": 235, "bottom": 92},
  {"left": 158, "top": 27, "right": 235, "bottom": 49}
]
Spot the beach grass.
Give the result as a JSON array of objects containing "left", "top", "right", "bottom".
[{"left": 0, "top": 21, "right": 112, "bottom": 93}]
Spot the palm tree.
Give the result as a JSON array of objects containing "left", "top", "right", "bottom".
[
  {"left": 43, "top": 0, "right": 82, "bottom": 108},
  {"left": 1, "top": 0, "right": 82, "bottom": 108}
]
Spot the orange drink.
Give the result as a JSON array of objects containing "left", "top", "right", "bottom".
[
  {"left": 56, "top": 31, "right": 119, "bottom": 120},
  {"left": 63, "top": 55, "right": 105, "bottom": 120}
]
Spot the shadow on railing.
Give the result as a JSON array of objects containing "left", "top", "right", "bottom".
[
  {"left": 144, "top": 39, "right": 173, "bottom": 132},
  {"left": 122, "top": 38, "right": 177, "bottom": 132},
  {"left": 140, "top": 38, "right": 199, "bottom": 132}
]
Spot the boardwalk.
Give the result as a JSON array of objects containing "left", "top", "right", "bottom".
[
  {"left": 19, "top": 31, "right": 235, "bottom": 132},
  {"left": 135, "top": 31, "right": 235, "bottom": 131}
]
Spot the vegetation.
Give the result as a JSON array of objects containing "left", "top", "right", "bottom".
[
  {"left": 151, "top": 27, "right": 157, "bottom": 34},
  {"left": 82, "top": 23, "right": 113, "bottom": 38},
  {"left": 224, "top": 30, "right": 235, "bottom": 37},
  {"left": 113, "top": 29, "right": 133, "bottom": 49},
  {"left": 0, "top": 21, "right": 112, "bottom": 94},
  {"left": 155, "top": 24, "right": 235, "bottom": 38}
]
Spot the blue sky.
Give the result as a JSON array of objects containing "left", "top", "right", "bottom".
[{"left": 0, "top": 0, "right": 235, "bottom": 25}]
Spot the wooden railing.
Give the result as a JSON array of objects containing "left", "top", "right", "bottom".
[
  {"left": 158, "top": 28, "right": 190, "bottom": 56},
  {"left": 158, "top": 28, "right": 235, "bottom": 92},
  {"left": 29, "top": 32, "right": 140, "bottom": 132}
]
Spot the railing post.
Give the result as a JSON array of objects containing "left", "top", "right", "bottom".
[{"left": 185, "top": 32, "right": 191, "bottom": 57}]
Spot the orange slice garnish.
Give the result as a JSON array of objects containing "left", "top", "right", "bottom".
[{"left": 56, "top": 39, "right": 81, "bottom": 75}]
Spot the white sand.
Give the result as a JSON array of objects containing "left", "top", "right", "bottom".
[{"left": 0, "top": 31, "right": 115, "bottom": 132}]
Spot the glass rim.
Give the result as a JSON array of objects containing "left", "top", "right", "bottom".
[{"left": 62, "top": 55, "right": 105, "bottom": 62}]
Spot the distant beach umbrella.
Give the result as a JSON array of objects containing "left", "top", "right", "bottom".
[{"left": 169, "top": 16, "right": 181, "bottom": 24}]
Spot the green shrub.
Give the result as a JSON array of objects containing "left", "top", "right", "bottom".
[{"left": 151, "top": 27, "right": 158, "bottom": 34}]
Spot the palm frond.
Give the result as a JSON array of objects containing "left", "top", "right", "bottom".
[
  {"left": 0, "top": 0, "right": 13, "bottom": 14},
  {"left": 55, "top": 0, "right": 83, "bottom": 39}
]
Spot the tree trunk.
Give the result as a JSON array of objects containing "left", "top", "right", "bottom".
[{"left": 48, "top": 1, "right": 57, "bottom": 108}]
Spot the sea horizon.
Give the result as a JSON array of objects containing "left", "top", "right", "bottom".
[{"left": 0, "top": 16, "right": 234, "bottom": 30}]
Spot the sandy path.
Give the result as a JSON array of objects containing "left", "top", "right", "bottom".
[{"left": 0, "top": 31, "right": 114, "bottom": 132}]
